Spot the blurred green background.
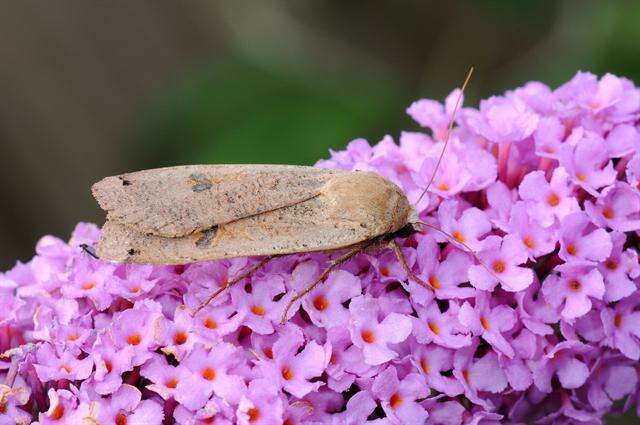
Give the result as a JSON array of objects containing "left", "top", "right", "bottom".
[{"left": 0, "top": 1, "right": 638, "bottom": 422}]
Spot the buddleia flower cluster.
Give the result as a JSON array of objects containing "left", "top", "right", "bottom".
[{"left": 1, "top": 71, "right": 640, "bottom": 424}]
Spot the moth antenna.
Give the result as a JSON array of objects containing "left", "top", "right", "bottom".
[
  {"left": 416, "top": 67, "right": 474, "bottom": 205},
  {"left": 416, "top": 220, "right": 506, "bottom": 287},
  {"left": 80, "top": 243, "right": 100, "bottom": 260}
]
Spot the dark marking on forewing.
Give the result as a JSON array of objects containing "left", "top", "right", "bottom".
[
  {"left": 118, "top": 176, "right": 131, "bottom": 186},
  {"left": 196, "top": 226, "right": 218, "bottom": 248},
  {"left": 190, "top": 173, "right": 213, "bottom": 192}
]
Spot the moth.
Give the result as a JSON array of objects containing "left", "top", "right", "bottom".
[
  {"left": 90, "top": 69, "right": 475, "bottom": 321},
  {"left": 92, "top": 165, "right": 426, "bottom": 319}
]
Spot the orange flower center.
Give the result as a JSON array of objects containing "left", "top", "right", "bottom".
[
  {"left": 251, "top": 305, "right": 266, "bottom": 316},
  {"left": 204, "top": 317, "right": 218, "bottom": 329},
  {"left": 82, "top": 281, "right": 95, "bottom": 290},
  {"left": 492, "top": 260, "right": 506, "bottom": 273},
  {"left": 523, "top": 236, "right": 536, "bottom": 249},
  {"left": 436, "top": 183, "right": 450, "bottom": 191},
  {"left": 115, "top": 413, "right": 127, "bottom": 425},
  {"left": 361, "top": 329, "right": 376, "bottom": 344},
  {"left": 428, "top": 321, "right": 440, "bottom": 335},
  {"left": 602, "top": 208, "right": 615, "bottom": 219},
  {"left": 263, "top": 347, "right": 273, "bottom": 359},
  {"left": 129, "top": 286, "right": 141, "bottom": 294},
  {"left": 420, "top": 358, "right": 430, "bottom": 374},
  {"left": 568, "top": 280, "right": 581, "bottom": 291},
  {"left": 173, "top": 331, "right": 188, "bottom": 345},
  {"left": 127, "top": 334, "right": 142, "bottom": 346},
  {"left": 480, "top": 317, "right": 490, "bottom": 331},
  {"left": 576, "top": 172, "right": 588, "bottom": 182},
  {"left": 428, "top": 275, "right": 441, "bottom": 289},
  {"left": 389, "top": 392, "right": 403, "bottom": 409},
  {"left": 247, "top": 407, "right": 260, "bottom": 423},
  {"left": 104, "top": 360, "right": 113, "bottom": 373},
  {"left": 566, "top": 244, "right": 577, "bottom": 256},
  {"left": 281, "top": 367, "right": 294, "bottom": 381},
  {"left": 67, "top": 334, "right": 79, "bottom": 342},
  {"left": 166, "top": 378, "right": 178, "bottom": 389},
  {"left": 330, "top": 353, "right": 337, "bottom": 365},
  {"left": 547, "top": 193, "right": 560, "bottom": 207},
  {"left": 380, "top": 266, "right": 391, "bottom": 277},
  {"left": 50, "top": 405, "right": 65, "bottom": 420},
  {"left": 452, "top": 231, "right": 465, "bottom": 243},
  {"left": 606, "top": 259, "right": 618, "bottom": 270},
  {"left": 463, "top": 369, "right": 470, "bottom": 383},
  {"left": 202, "top": 367, "right": 216, "bottom": 381},
  {"left": 60, "top": 365, "right": 72, "bottom": 374},
  {"left": 615, "top": 314, "right": 623, "bottom": 328},
  {"left": 313, "top": 295, "right": 329, "bottom": 311}
]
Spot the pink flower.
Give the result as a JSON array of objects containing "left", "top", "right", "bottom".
[
  {"left": 409, "top": 344, "right": 463, "bottom": 396},
  {"left": 177, "top": 343, "right": 246, "bottom": 409},
  {"left": 585, "top": 182, "right": 640, "bottom": 232},
  {"left": 349, "top": 295, "right": 412, "bottom": 365},
  {"left": 256, "top": 324, "right": 329, "bottom": 398},
  {"left": 412, "top": 301, "right": 471, "bottom": 349},
  {"left": 531, "top": 341, "right": 591, "bottom": 392},
  {"left": 601, "top": 294, "right": 640, "bottom": 360},
  {"left": 371, "top": 366, "right": 428, "bottom": 425},
  {"left": 519, "top": 167, "right": 580, "bottom": 226},
  {"left": 232, "top": 274, "right": 285, "bottom": 334},
  {"left": 33, "top": 343, "right": 93, "bottom": 382},
  {"left": 542, "top": 264, "right": 605, "bottom": 320},
  {"left": 110, "top": 300, "right": 163, "bottom": 366},
  {"left": 558, "top": 211, "right": 612, "bottom": 265},
  {"left": 506, "top": 201, "right": 557, "bottom": 259},
  {"left": 436, "top": 200, "right": 491, "bottom": 251},
  {"left": 459, "top": 292, "right": 517, "bottom": 358},
  {"left": 597, "top": 231, "right": 640, "bottom": 302},
  {"left": 453, "top": 342, "right": 508, "bottom": 409},
  {"left": 76, "top": 384, "right": 164, "bottom": 425},
  {"left": 300, "top": 264, "right": 361, "bottom": 328},
  {"left": 90, "top": 332, "right": 135, "bottom": 395},
  {"left": 558, "top": 130, "right": 616, "bottom": 195},
  {"left": 468, "top": 235, "right": 534, "bottom": 292},
  {"left": 467, "top": 95, "right": 539, "bottom": 144},
  {"left": 407, "top": 88, "right": 464, "bottom": 140},
  {"left": 236, "top": 379, "right": 284, "bottom": 425}
]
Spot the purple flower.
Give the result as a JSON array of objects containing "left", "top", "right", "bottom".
[
  {"left": 371, "top": 366, "right": 428, "bottom": 425},
  {"left": 542, "top": 265, "right": 605, "bottom": 320},
  {"left": 467, "top": 95, "right": 539, "bottom": 144},
  {"left": 519, "top": 167, "right": 580, "bottom": 226},
  {"left": 349, "top": 295, "right": 412, "bottom": 365},
  {"left": 407, "top": 88, "right": 464, "bottom": 140},
  {"left": 558, "top": 129, "right": 617, "bottom": 195},
  {"left": 468, "top": 235, "right": 534, "bottom": 292},
  {"left": 257, "top": 324, "right": 329, "bottom": 398},
  {"left": 585, "top": 182, "right": 640, "bottom": 232},
  {"left": 601, "top": 294, "right": 640, "bottom": 360},
  {"left": 531, "top": 341, "right": 591, "bottom": 392},
  {"left": 437, "top": 200, "right": 491, "bottom": 251},
  {"left": 459, "top": 292, "right": 517, "bottom": 358},
  {"left": 409, "top": 344, "right": 463, "bottom": 396},
  {"left": 558, "top": 211, "right": 612, "bottom": 265},
  {"left": 597, "top": 231, "right": 640, "bottom": 302}
]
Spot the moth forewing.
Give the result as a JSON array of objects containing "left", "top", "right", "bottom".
[
  {"left": 94, "top": 168, "right": 415, "bottom": 264},
  {"left": 91, "top": 164, "right": 346, "bottom": 238}
]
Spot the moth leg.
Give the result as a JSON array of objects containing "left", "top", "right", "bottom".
[
  {"left": 280, "top": 241, "right": 376, "bottom": 324},
  {"left": 389, "top": 238, "right": 432, "bottom": 290},
  {"left": 191, "top": 256, "right": 275, "bottom": 316}
]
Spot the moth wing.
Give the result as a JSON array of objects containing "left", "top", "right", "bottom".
[
  {"left": 92, "top": 165, "right": 344, "bottom": 237},
  {"left": 97, "top": 172, "right": 414, "bottom": 264}
]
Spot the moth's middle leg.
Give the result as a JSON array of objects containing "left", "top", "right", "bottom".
[
  {"left": 388, "top": 238, "right": 432, "bottom": 290},
  {"left": 191, "top": 255, "right": 275, "bottom": 316},
  {"left": 280, "top": 240, "right": 376, "bottom": 324}
]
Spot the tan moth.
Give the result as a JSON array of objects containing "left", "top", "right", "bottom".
[{"left": 91, "top": 69, "right": 475, "bottom": 321}]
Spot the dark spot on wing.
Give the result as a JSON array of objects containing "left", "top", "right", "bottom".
[
  {"left": 127, "top": 248, "right": 139, "bottom": 256},
  {"left": 190, "top": 173, "right": 213, "bottom": 192},
  {"left": 118, "top": 176, "right": 131, "bottom": 186},
  {"left": 196, "top": 226, "right": 219, "bottom": 248}
]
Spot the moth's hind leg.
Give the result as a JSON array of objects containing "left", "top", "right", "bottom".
[
  {"left": 280, "top": 240, "right": 376, "bottom": 324},
  {"left": 389, "top": 238, "right": 432, "bottom": 291},
  {"left": 191, "top": 256, "right": 275, "bottom": 316}
]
